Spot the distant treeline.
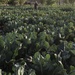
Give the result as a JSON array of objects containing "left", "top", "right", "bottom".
[{"left": 0, "top": 0, "right": 75, "bottom": 5}]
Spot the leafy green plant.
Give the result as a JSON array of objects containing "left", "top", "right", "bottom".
[
  {"left": 0, "top": 6, "right": 75, "bottom": 75},
  {"left": 27, "top": 52, "right": 67, "bottom": 75}
]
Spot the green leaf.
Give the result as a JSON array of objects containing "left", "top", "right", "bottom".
[
  {"left": 69, "top": 66, "right": 75, "bottom": 75},
  {"left": 45, "top": 54, "right": 50, "bottom": 61},
  {"left": 70, "top": 50, "right": 75, "bottom": 55},
  {"left": 34, "top": 52, "right": 40, "bottom": 59},
  {"left": 33, "top": 52, "right": 41, "bottom": 63},
  {"left": 70, "top": 66, "right": 75, "bottom": 71}
]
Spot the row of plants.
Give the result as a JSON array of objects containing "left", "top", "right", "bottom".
[{"left": 0, "top": 6, "right": 75, "bottom": 75}]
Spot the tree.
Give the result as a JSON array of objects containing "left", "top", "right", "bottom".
[
  {"left": 8, "top": 0, "right": 19, "bottom": 5},
  {"left": 63, "top": 0, "right": 75, "bottom": 5},
  {"left": 0, "top": 0, "right": 9, "bottom": 4},
  {"left": 8, "top": 0, "right": 27, "bottom": 5},
  {"left": 46, "top": 0, "right": 56, "bottom": 5},
  {"left": 64, "top": 0, "right": 69, "bottom": 4},
  {"left": 69, "top": 0, "right": 75, "bottom": 5},
  {"left": 40, "top": 0, "right": 47, "bottom": 4},
  {"left": 19, "top": 0, "right": 26, "bottom": 5}
]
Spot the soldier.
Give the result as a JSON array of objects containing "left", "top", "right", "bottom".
[{"left": 34, "top": 1, "right": 38, "bottom": 10}]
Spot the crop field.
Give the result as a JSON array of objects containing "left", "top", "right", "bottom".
[{"left": 0, "top": 6, "right": 75, "bottom": 75}]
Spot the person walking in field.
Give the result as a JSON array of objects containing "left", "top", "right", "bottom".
[{"left": 34, "top": 1, "right": 38, "bottom": 9}]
